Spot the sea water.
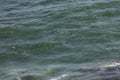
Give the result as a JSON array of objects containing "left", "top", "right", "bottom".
[{"left": 0, "top": 0, "right": 120, "bottom": 80}]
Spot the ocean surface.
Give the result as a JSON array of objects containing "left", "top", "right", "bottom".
[{"left": 0, "top": 0, "right": 120, "bottom": 80}]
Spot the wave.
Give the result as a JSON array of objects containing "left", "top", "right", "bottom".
[{"left": 50, "top": 62, "right": 120, "bottom": 80}]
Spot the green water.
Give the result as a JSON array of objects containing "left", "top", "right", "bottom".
[{"left": 0, "top": 0, "right": 120, "bottom": 80}]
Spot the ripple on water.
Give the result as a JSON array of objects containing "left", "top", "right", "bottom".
[{"left": 0, "top": 0, "right": 120, "bottom": 80}]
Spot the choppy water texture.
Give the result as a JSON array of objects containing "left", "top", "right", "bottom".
[{"left": 0, "top": 0, "right": 120, "bottom": 80}]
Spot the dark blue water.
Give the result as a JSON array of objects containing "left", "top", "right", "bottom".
[{"left": 0, "top": 0, "right": 120, "bottom": 80}]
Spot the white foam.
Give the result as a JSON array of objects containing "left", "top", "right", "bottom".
[
  {"left": 50, "top": 74, "right": 69, "bottom": 80},
  {"left": 16, "top": 77, "right": 22, "bottom": 80},
  {"left": 102, "top": 62, "right": 120, "bottom": 68}
]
